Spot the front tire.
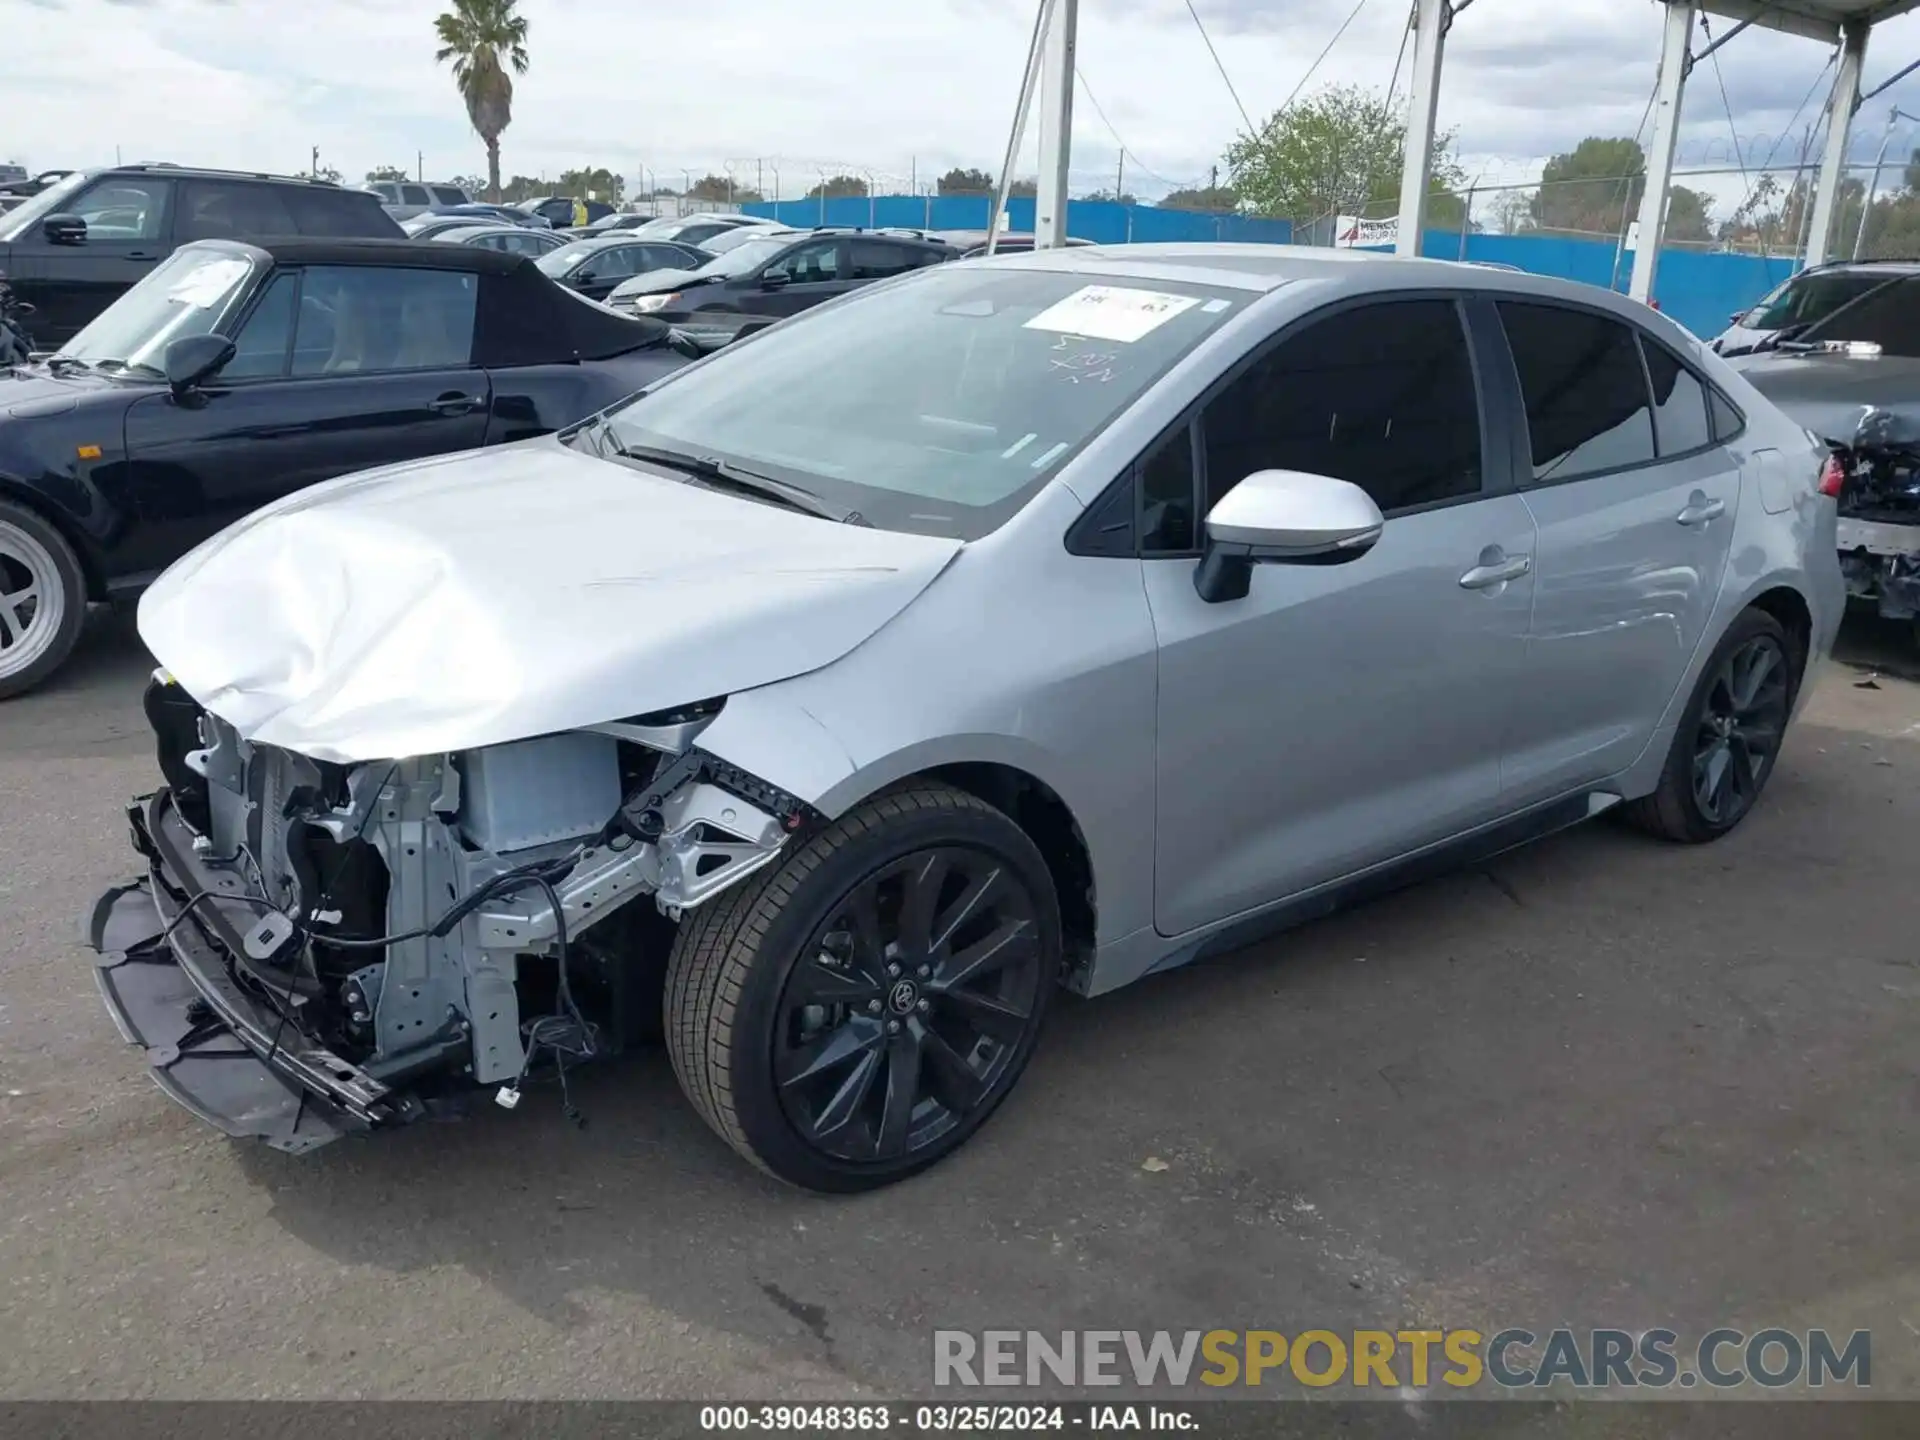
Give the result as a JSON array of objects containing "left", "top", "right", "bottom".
[
  {"left": 0, "top": 499, "right": 86, "bottom": 700},
  {"left": 1623, "top": 608, "right": 1799, "bottom": 843},
  {"left": 664, "top": 782, "right": 1059, "bottom": 1192}
]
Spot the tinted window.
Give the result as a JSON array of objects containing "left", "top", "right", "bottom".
[
  {"left": 290, "top": 266, "right": 477, "bottom": 375},
  {"left": 848, "top": 240, "right": 918, "bottom": 280},
  {"left": 72, "top": 177, "right": 169, "bottom": 240},
  {"left": 1201, "top": 298, "right": 1483, "bottom": 515},
  {"left": 431, "top": 186, "right": 467, "bottom": 205},
  {"left": 400, "top": 185, "right": 431, "bottom": 206},
  {"left": 763, "top": 239, "right": 841, "bottom": 283},
  {"left": 284, "top": 187, "right": 392, "bottom": 238},
  {"left": 1498, "top": 302, "right": 1655, "bottom": 482},
  {"left": 1643, "top": 340, "right": 1713, "bottom": 456},
  {"left": 372, "top": 183, "right": 400, "bottom": 202},
  {"left": 1799, "top": 275, "right": 1920, "bottom": 357},
  {"left": 223, "top": 272, "right": 299, "bottom": 379},
  {"left": 1710, "top": 389, "right": 1746, "bottom": 442},
  {"left": 1742, "top": 270, "right": 1897, "bottom": 332},
  {"left": 644, "top": 244, "right": 695, "bottom": 270},
  {"left": 1140, "top": 425, "right": 1197, "bottom": 553},
  {"left": 587, "top": 245, "right": 643, "bottom": 279},
  {"left": 179, "top": 181, "right": 296, "bottom": 241}
]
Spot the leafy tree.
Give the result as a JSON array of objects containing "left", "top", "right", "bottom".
[
  {"left": 366, "top": 165, "right": 412, "bottom": 184},
  {"left": 433, "top": 0, "right": 529, "bottom": 203},
  {"left": 1226, "top": 84, "right": 1466, "bottom": 229},
  {"left": 805, "top": 174, "right": 869, "bottom": 200},
  {"left": 296, "top": 166, "right": 342, "bottom": 184},
  {"left": 1159, "top": 184, "right": 1240, "bottom": 213},
  {"left": 1489, "top": 188, "right": 1534, "bottom": 234},
  {"left": 449, "top": 174, "right": 487, "bottom": 196},
  {"left": 497, "top": 174, "right": 546, "bottom": 203},
  {"left": 685, "top": 173, "right": 762, "bottom": 203},
  {"left": 1530, "top": 136, "right": 1644, "bottom": 234},
  {"left": 938, "top": 167, "right": 996, "bottom": 195},
  {"left": 1008, "top": 178, "right": 1037, "bottom": 198},
  {"left": 1079, "top": 189, "right": 1138, "bottom": 205},
  {"left": 558, "top": 166, "right": 625, "bottom": 204}
]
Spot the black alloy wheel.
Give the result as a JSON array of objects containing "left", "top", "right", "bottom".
[
  {"left": 1624, "top": 606, "right": 1801, "bottom": 843},
  {"left": 773, "top": 847, "right": 1046, "bottom": 1163},
  {"left": 665, "top": 783, "right": 1061, "bottom": 1191},
  {"left": 1690, "top": 633, "right": 1791, "bottom": 828}
]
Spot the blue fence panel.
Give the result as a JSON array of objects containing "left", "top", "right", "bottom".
[{"left": 740, "top": 194, "right": 1290, "bottom": 246}]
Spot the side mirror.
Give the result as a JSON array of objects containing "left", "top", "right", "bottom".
[
  {"left": 759, "top": 271, "right": 791, "bottom": 289},
  {"left": 1193, "top": 469, "right": 1384, "bottom": 604},
  {"left": 42, "top": 214, "right": 86, "bottom": 246},
  {"left": 573, "top": 270, "right": 596, "bottom": 285},
  {"left": 163, "top": 333, "right": 237, "bottom": 397}
]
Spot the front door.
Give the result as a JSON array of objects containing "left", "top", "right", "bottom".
[
  {"left": 8, "top": 175, "right": 173, "bottom": 345},
  {"left": 1488, "top": 302, "right": 1742, "bottom": 801},
  {"left": 752, "top": 238, "right": 848, "bottom": 316},
  {"left": 118, "top": 263, "right": 491, "bottom": 577},
  {"left": 1148, "top": 296, "right": 1538, "bottom": 938}
]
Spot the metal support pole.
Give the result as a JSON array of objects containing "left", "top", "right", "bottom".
[
  {"left": 1628, "top": 0, "right": 1695, "bottom": 304},
  {"left": 1854, "top": 108, "right": 1899, "bottom": 259},
  {"left": 1805, "top": 21, "right": 1870, "bottom": 269},
  {"left": 1394, "top": 0, "right": 1447, "bottom": 256},
  {"left": 988, "top": 0, "right": 1058, "bottom": 255},
  {"left": 1034, "top": 0, "right": 1079, "bottom": 249}
]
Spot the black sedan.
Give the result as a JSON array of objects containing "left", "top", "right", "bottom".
[
  {"left": 0, "top": 237, "right": 700, "bottom": 697},
  {"left": 533, "top": 234, "right": 712, "bottom": 302}
]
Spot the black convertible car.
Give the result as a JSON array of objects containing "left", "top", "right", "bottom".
[{"left": 0, "top": 237, "right": 707, "bottom": 697}]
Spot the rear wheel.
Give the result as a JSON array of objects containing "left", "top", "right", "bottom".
[
  {"left": 1623, "top": 608, "right": 1798, "bottom": 843},
  {"left": 0, "top": 499, "right": 86, "bottom": 700},
  {"left": 664, "top": 783, "right": 1058, "bottom": 1192}
]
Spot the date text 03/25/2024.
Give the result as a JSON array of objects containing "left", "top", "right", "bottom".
[{"left": 698, "top": 1405, "right": 1194, "bottom": 1431}]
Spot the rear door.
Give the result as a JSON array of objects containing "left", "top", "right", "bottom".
[
  {"left": 7, "top": 174, "right": 174, "bottom": 343},
  {"left": 121, "top": 263, "right": 492, "bottom": 567},
  {"left": 1487, "top": 299, "right": 1741, "bottom": 801}
]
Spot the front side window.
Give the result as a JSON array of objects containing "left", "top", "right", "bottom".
[
  {"left": 1201, "top": 298, "right": 1484, "bottom": 516},
  {"left": 763, "top": 239, "right": 841, "bottom": 284},
  {"left": 289, "top": 266, "right": 477, "bottom": 375},
  {"left": 400, "top": 185, "right": 431, "bottom": 206},
  {"left": 222, "top": 272, "right": 299, "bottom": 379},
  {"left": 0, "top": 169, "right": 90, "bottom": 240},
  {"left": 58, "top": 245, "right": 259, "bottom": 372},
  {"left": 1139, "top": 425, "right": 1197, "bottom": 553},
  {"left": 600, "top": 267, "right": 1240, "bottom": 539},
  {"left": 71, "top": 177, "right": 170, "bottom": 240},
  {"left": 585, "top": 246, "right": 642, "bottom": 279},
  {"left": 1497, "top": 301, "right": 1655, "bottom": 482}
]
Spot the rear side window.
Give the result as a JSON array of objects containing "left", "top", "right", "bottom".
[
  {"left": 178, "top": 180, "right": 297, "bottom": 241},
  {"left": 284, "top": 187, "right": 397, "bottom": 238},
  {"left": 848, "top": 240, "right": 918, "bottom": 280},
  {"left": 1709, "top": 389, "right": 1746, "bottom": 442},
  {"left": 1498, "top": 301, "right": 1655, "bottom": 482},
  {"left": 1201, "top": 298, "right": 1484, "bottom": 515},
  {"left": 431, "top": 186, "right": 467, "bottom": 205},
  {"left": 400, "top": 185, "right": 431, "bottom": 206},
  {"left": 1641, "top": 339, "right": 1713, "bottom": 456}
]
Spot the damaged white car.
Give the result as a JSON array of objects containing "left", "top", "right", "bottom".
[{"left": 90, "top": 246, "right": 1841, "bottom": 1191}]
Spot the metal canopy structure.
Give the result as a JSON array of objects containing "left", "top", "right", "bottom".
[{"left": 1012, "top": 0, "right": 1920, "bottom": 280}]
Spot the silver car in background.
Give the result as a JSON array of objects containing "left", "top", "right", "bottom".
[{"left": 92, "top": 245, "right": 1843, "bottom": 1192}]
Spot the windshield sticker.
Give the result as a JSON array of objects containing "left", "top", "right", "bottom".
[
  {"left": 1202, "top": 298, "right": 1232, "bottom": 313},
  {"left": 1024, "top": 284, "right": 1200, "bottom": 343},
  {"left": 166, "top": 259, "right": 251, "bottom": 308}
]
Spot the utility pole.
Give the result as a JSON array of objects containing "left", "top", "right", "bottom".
[
  {"left": 1116, "top": 150, "right": 1125, "bottom": 199},
  {"left": 757, "top": 158, "right": 764, "bottom": 197},
  {"left": 311, "top": 145, "right": 320, "bottom": 177},
  {"left": 417, "top": 150, "right": 423, "bottom": 181}
]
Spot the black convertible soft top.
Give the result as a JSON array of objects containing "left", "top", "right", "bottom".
[{"left": 188, "top": 237, "right": 673, "bottom": 366}]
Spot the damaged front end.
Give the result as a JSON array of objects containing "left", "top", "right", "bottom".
[
  {"left": 1832, "top": 407, "right": 1920, "bottom": 624},
  {"left": 88, "top": 674, "right": 816, "bottom": 1153}
]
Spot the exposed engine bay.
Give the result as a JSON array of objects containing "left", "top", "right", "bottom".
[
  {"left": 88, "top": 673, "right": 815, "bottom": 1152},
  {"left": 1833, "top": 407, "right": 1920, "bottom": 623}
]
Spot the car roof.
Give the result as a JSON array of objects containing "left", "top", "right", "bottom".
[
  {"left": 432, "top": 225, "right": 527, "bottom": 241},
  {"left": 183, "top": 236, "right": 533, "bottom": 275},
  {"left": 1801, "top": 259, "right": 1920, "bottom": 276},
  {"left": 79, "top": 162, "right": 355, "bottom": 188}
]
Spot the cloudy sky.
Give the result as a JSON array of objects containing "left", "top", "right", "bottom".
[{"left": 9, "top": 0, "right": 1920, "bottom": 222}]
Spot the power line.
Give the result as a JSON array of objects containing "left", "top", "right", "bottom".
[
  {"left": 1700, "top": 12, "right": 1753, "bottom": 208},
  {"left": 1074, "top": 66, "right": 1203, "bottom": 191},
  {"left": 1386, "top": 0, "right": 1415, "bottom": 105},
  {"left": 1281, "top": 0, "right": 1372, "bottom": 113},
  {"left": 1181, "top": 0, "right": 1256, "bottom": 135},
  {"left": 1760, "top": 48, "right": 1839, "bottom": 171}
]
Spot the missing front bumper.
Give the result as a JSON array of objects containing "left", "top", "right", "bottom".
[{"left": 84, "top": 791, "right": 415, "bottom": 1154}]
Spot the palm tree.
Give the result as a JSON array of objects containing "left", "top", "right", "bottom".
[{"left": 433, "top": 0, "right": 529, "bottom": 203}]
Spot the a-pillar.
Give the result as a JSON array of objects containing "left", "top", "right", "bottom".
[{"left": 1804, "top": 20, "right": 1871, "bottom": 269}]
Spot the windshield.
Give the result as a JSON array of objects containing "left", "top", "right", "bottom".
[
  {"left": 0, "top": 170, "right": 89, "bottom": 242},
  {"left": 1739, "top": 270, "right": 1900, "bottom": 333},
  {"left": 702, "top": 226, "right": 784, "bottom": 256},
  {"left": 1797, "top": 274, "right": 1920, "bottom": 357},
  {"left": 600, "top": 266, "right": 1240, "bottom": 538},
  {"left": 59, "top": 245, "right": 260, "bottom": 372},
  {"left": 692, "top": 236, "right": 793, "bottom": 276}
]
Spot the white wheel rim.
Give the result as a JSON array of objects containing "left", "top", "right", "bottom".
[{"left": 0, "top": 519, "right": 63, "bottom": 681}]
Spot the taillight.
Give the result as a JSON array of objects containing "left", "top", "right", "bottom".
[{"left": 1818, "top": 454, "right": 1847, "bottom": 498}]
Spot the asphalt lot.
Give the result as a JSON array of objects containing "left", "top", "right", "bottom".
[{"left": 1, "top": 608, "right": 1917, "bottom": 1416}]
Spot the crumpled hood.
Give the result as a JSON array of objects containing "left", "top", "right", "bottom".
[{"left": 137, "top": 437, "right": 962, "bottom": 764}]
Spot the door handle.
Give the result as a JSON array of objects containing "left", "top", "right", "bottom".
[
  {"left": 1677, "top": 495, "right": 1726, "bottom": 526},
  {"left": 125, "top": 251, "right": 158, "bottom": 261},
  {"left": 1459, "top": 555, "right": 1532, "bottom": 590},
  {"left": 430, "top": 393, "right": 484, "bottom": 416}
]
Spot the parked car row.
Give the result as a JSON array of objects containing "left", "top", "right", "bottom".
[{"left": 49, "top": 236, "right": 1840, "bottom": 1196}]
